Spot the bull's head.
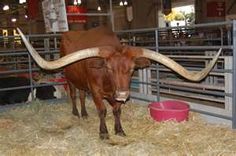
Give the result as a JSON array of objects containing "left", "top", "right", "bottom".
[
  {"left": 17, "top": 28, "right": 221, "bottom": 102},
  {"left": 107, "top": 51, "right": 151, "bottom": 102},
  {"left": 87, "top": 46, "right": 151, "bottom": 101}
]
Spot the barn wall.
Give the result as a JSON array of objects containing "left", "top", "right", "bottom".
[
  {"left": 226, "top": 0, "right": 236, "bottom": 15},
  {"left": 113, "top": 7, "right": 129, "bottom": 30},
  {"left": 131, "top": 0, "right": 158, "bottom": 29}
]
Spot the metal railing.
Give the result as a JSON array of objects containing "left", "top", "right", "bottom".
[
  {"left": 117, "top": 20, "right": 236, "bottom": 128},
  {"left": 0, "top": 33, "right": 65, "bottom": 102}
]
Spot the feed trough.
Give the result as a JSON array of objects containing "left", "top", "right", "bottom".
[{"left": 149, "top": 100, "right": 190, "bottom": 122}]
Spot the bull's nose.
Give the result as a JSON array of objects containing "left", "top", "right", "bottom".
[{"left": 115, "top": 91, "right": 129, "bottom": 102}]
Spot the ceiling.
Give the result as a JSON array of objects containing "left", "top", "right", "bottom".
[
  {"left": 0, "top": 0, "right": 131, "bottom": 28},
  {"left": 0, "top": 0, "right": 27, "bottom": 14}
]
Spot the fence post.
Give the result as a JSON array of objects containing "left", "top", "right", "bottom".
[
  {"left": 155, "top": 29, "right": 160, "bottom": 102},
  {"left": 232, "top": 20, "right": 236, "bottom": 128}
]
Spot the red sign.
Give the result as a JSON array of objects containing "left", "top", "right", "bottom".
[
  {"left": 206, "top": 1, "right": 225, "bottom": 17},
  {"left": 66, "top": 6, "right": 87, "bottom": 23}
]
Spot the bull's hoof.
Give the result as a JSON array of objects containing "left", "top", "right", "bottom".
[
  {"left": 81, "top": 112, "right": 88, "bottom": 119},
  {"left": 82, "top": 114, "right": 88, "bottom": 119},
  {"left": 100, "top": 133, "right": 109, "bottom": 140},
  {"left": 115, "top": 131, "right": 126, "bottom": 137},
  {"left": 72, "top": 110, "right": 80, "bottom": 118}
]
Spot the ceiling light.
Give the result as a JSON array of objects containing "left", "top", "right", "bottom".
[
  {"left": 74, "top": 0, "right": 81, "bottom": 5},
  {"left": 3, "top": 5, "right": 9, "bottom": 11},
  {"left": 97, "top": 6, "right": 101, "bottom": 11},
  {"left": 19, "top": 0, "right": 26, "bottom": 4},
  {"left": 77, "top": 0, "right": 81, "bottom": 5},
  {"left": 73, "top": 0, "right": 77, "bottom": 5},
  {"left": 25, "top": 15, "right": 28, "bottom": 19},
  {"left": 119, "top": 1, "right": 123, "bottom": 6},
  {"left": 124, "top": 0, "right": 128, "bottom": 5},
  {"left": 11, "top": 18, "right": 17, "bottom": 22}
]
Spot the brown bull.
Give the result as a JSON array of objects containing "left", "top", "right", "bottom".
[{"left": 17, "top": 26, "right": 221, "bottom": 139}]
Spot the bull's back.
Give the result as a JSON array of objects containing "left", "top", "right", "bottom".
[
  {"left": 60, "top": 26, "right": 121, "bottom": 91},
  {"left": 60, "top": 26, "right": 121, "bottom": 55}
]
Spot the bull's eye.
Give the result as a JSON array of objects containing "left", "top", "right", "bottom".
[{"left": 124, "top": 69, "right": 134, "bottom": 74}]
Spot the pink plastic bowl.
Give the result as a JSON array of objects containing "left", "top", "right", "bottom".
[{"left": 148, "top": 100, "right": 190, "bottom": 122}]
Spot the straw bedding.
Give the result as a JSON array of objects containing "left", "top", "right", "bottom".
[{"left": 0, "top": 99, "right": 236, "bottom": 156}]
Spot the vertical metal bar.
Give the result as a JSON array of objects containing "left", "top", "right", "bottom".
[
  {"left": 232, "top": 20, "right": 236, "bottom": 128},
  {"left": 54, "top": 33, "right": 57, "bottom": 49},
  {"left": 155, "top": 29, "right": 160, "bottom": 102},
  {"left": 128, "top": 32, "right": 131, "bottom": 45},
  {"left": 27, "top": 35, "right": 35, "bottom": 101},
  {"left": 228, "top": 27, "right": 232, "bottom": 46},
  {"left": 220, "top": 27, "right": 223, "bottom": 46},
  {"left": 109, "top": 0, "right": 115, "bottom": 31}
]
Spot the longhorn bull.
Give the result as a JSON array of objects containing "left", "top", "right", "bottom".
[{"left": 17, "top": 26, "right": 221, "bottom": 139}]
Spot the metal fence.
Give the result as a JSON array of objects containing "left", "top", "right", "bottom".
[
  {"left": 0, "top": 33, "right": 65, "bottom": 102},
  {"left": 117, "top": 20, "right": 236, "bottom": 127}
]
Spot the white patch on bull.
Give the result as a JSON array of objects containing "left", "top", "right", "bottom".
[
  {"left": 53, "top": 85, "right": 62, "bottom": 99},
  {"left": 115, "top": 91, "right": 129, "bottom": 102},
  {"left": 27, "top": 89, "right": 36, "bottom": 102}
]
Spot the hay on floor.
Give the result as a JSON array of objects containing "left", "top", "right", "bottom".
[{"left": 0, "top": 99, "right": 235, "bottom": 155}]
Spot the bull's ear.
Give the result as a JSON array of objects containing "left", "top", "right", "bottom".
[
  {"left": 134, "top": 57, "right": 151, "bottom": 68},
  {"left": 87, "top": 58, "right": 105, "bottom": 68}
]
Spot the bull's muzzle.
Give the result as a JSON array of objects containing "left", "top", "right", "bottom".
[{"left": 115, "top": 90, "right": 129, "bottom": 102}]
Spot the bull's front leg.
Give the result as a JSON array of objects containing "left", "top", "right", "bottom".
[
  {"left": 93, "top": 95, "right": 109, "bottom": 139},
  {"left": 107, "top": 98, "right": 126, "bottom": 136}
]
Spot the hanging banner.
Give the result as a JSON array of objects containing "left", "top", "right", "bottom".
[
  {"left": 28, "top": 0, "right": 39, "bottom": 19},
  {"left": 42, "top": 0, "right": 69, "bottom": 33},
  {"left": 126, "top": 6, "right": 133, "bottom": 22},
  {"left": 66, "top": 6, "right": 87, "bottom": 23}
]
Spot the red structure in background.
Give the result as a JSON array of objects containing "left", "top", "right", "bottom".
[
  {"left": 27, "top": 0, "right": 39, "bottom": 19},
  {"left": 207, "top": 1, "right": 225, "bottom": 17},
  {"left": 66, "top": 6, "right": 87, "bottom": 23}
]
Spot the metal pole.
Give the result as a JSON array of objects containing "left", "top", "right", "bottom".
[
  {"left": 109, "top": 0, "right": 115, "bottom": 31},
  {"left": 232, "top": 20, "right": 236, "bottom": 128},
  {"left": 116, "top": 21, "right": 233, "bottom": 33},
  {"left": 155, "top": 29, "right": 160, "bottom": 102},
  {"left": 220, "top": 27, "right": 223, "bottom": 46},
  {"left": 227, "top": 27, "right": 232, "bottom": 46},
  {"left": 66, "top": 13, "right": 110, "bottom": 16},
  {"left": 54, "top": 32, "right": 57, "bottom": 49}
]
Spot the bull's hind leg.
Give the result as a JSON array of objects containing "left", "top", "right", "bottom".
[
  {"left": 79, "top": 90, "right": 88, "bottom": 118},
  {"left": 107, "top": 97, "right": 126, "bottom": 136},
  {"left": 68, "top": 81, "right": 79, "bottom": 117}
]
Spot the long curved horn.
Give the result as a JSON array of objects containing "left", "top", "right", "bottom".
[
  {"left": 17, "top": 28, "right": 101, "bottom": 70},
  {"left": 141, "top": 48, "right": 222, "bottom": 81}
]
